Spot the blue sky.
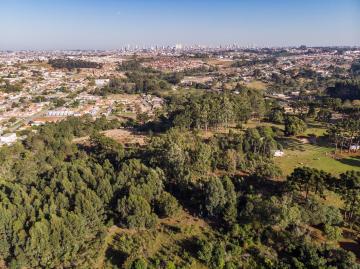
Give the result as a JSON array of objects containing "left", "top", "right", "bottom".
[{"left": 0, "top": 0, "right": 359, "bottom": 50}]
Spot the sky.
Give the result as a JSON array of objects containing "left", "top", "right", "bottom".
[{"left": 0, "top": 0, "right": 359, "bottom": 50}]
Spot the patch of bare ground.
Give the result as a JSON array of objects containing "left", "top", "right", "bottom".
[
  {"left": 73, "top": 128, "right": 148, "bottom": 146},
  {"left": 0, "top": 260, "right": 7, "bottom": 269},
  {"left": 102, "top": 129, "right": 148, "bottom": 146}
]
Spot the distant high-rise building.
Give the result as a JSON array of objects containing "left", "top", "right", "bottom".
[{"left": 175, "top": 44, "right": 183, "bottom": 50}]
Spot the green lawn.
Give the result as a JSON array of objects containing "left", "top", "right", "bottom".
[
  {"left": 201, "top": 120, "right": 359, "bottom": 177},
  {"left": 243, "top": 120, "right": 360, "bottom": 176},
  {"left": 275, "top": 142, "right": 360, "bottom": 176},
  {"left": 243, "top": 120, "right": 283, "bottom": 130}
]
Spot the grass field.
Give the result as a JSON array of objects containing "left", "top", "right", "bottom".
[
  {"left": 243, "top": 120, "right": 283, "bottom": 130},
  {"left": 275, "top": 142, "right": 360, "bottom": 176},
  {"left": 226, "top": 120, "right": 360, "bottom": 176}
]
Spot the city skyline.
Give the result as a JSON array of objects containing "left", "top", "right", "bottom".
[{"left": 0, "top": 0, "right": 359, "bottom": 50}]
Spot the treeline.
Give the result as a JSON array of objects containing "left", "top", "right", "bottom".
[
  {"left": 327, "top": 79, "right": 360, "bottom": 100},
  {"left": 327, "top": 119, "right": 360, "bottom": 152},
  {"left": 49, "top": 58, "right": 103, "bottom": 70},
  {"left": 351, "top": 60, "right": 360, "bottom": 77},
  {"left": 94, "top": 59, "right": 222, "bottom": 95},
  {"left": 164, "top": 89, "right": 265, "bottom": 130},
  {"left": 94, "top": 73, "right": 172, "bottom": 95},
  {"left": 116, "top": 59, "right": 156, "bottom": 73},
  {"left": 231, "top": 57, "right": 277, "bottom": 68},
  {"left": 94, "top": 60, "right": 188, "bottom": 95},
  {"left": 149, "top": 128, "right": 282, "bottom": 182}
]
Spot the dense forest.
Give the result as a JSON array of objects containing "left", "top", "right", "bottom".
[
  {"left": 327, "top": 80, "right": 360, "bottom": 101},
  {"left": 93, "top": 60, "right": 186, "bottom": 95},
  {"left": 0, "top": 103, "right": 359, "bottom": 268},
  {"left": 1, "top": 56, "right": 360, "bottom": 268},
  {"left": 49, "top": 59, "right": 103, "bottom": 70}
]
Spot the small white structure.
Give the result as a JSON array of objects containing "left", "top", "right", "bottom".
[
  {"left": 47, "top": 110, "right": 75, "bottom": 117},
  {"left": 274, "top": 150, "right": 285, "bottom": 157},
  {"left": 30, "top": 121, "right": 45, "bottom": 126},
  {"left": 349, "top": 145, "right": 360, "bottom": 151},
  {"left": 89, "top": 107, "right": 99, "bottom": 116},
  {"left": 95, "top": 79, "right": 109, "bottom": 88},
  {"left": 0, "top": 133, "right": 17, "bottom": 145}
]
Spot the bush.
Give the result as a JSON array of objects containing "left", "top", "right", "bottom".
[
  {"left": 155, "top": 192, "right": 181, "bottom": 218},
  {"left": 284, "top": 115, "right": 307, "bottom": 136},
  {"left": 166, "top": 261, "right": 176, "bottom": 269},
  {"left": 131, "top": 258, "right": 148, "bottom": 269},
  {"left": 324, "top": 225, "right": 342, "bottom": 241},
  {"left": 117, "top": 195, "right": 158, "bottom": 228}
]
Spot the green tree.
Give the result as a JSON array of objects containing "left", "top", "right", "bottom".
[
  {"left": 336, "top": 171, "right": 360, "bottom": 225},
  {"left": 117, "top": 195, "right": 157, "bottom": 228},
  {"left": 155, "top": 192, "right": 181, "bottom": 218},
  {"left": 287, "top": 167, "right": 329, "bottom": 200},
  {"left": 284, "top": 115, "right": 307, "bottom": 136},
  {"left": 204, "top": 177, "right": 226, "bottom": 217}
]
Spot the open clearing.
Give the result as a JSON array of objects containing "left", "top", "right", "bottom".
[
  {"left": 102, "top": 129, "right": 147, "bottom": 146},
  {"left": 243, "top": 120, "right": 360, "bottom": 176},
  {"left": 73, "top": 128, "right": 148, "bottom": 146},
  {"left": 275, "top": 142, "right": 360, "bottom": 176}
]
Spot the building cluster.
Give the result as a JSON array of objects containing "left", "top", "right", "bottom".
[
  {"left": 0, "top": 46, "right": 359, "bottom": 146},
  {"left": 142, "top": 57, "right": 204, "bottom": 72}
]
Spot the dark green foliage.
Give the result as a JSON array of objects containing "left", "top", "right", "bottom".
[
  {"left": 90, "top": 133, "right": 125, "bottom": 168},
  {"left": 351, "top": 60, "right": 360, "bottom": 77},
  {"left": 95, "top": 72, "right": 172, "bottom": 95},
  {"left": 287, "top": 167, "right": 331, "bottom": 199},
  {"left": 316, "top": 108, "right": 332, "bottom": 122},
  {"left": 327, "top": 119, "right": 360, "bottom": 153},
  {"left": 117, "top": 59, "right": 144, "bottom": 72},
  {"left": 196, "top": 239, "right": 226, "bottom": 269},
  {"left": 96, "top": 60, "right": 184, "bottom": 95},
  {"left": 327, "top": 80, "right": 360, "bottom": 100},
  {"left": 0, "top": 118, "right": 161, "bottom": 267},
  {"left": 278, "top": 239, "right": 358, "bottom": 269},
  {"left": 268, "top": 108, "right": 284, "bottom": 123},
  {"left": 0, "top": 112, "right": 359, "bottom": 268},
  {"left": 49, "top": 58, "right": 102, "bottom": 70},
  {"left": 335, "top": 171, "right": 360, "bottom": 225},
  {"left": 284, "top": 115, "right": 307, "bottom": 136},
  {"left": 117, "top": 195, "right": 157, "bottom": 228},
  {"left": 163, "top": 72, "right": 184, "bottom": 85},
  {"left": 0, "top": 157, "right": 107, "bottom": 268},
  {"left": 204, "top": 177, "right": 227, "bottom": 217},
  {"left": 231, "top": 57, "right": 277, "bottom": 67},
  {"left": 155, "top": 192, "right": 181, "bottom": 218},
  {"left": 167, "top": 90, "right": 263, "bottom": 130}
]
